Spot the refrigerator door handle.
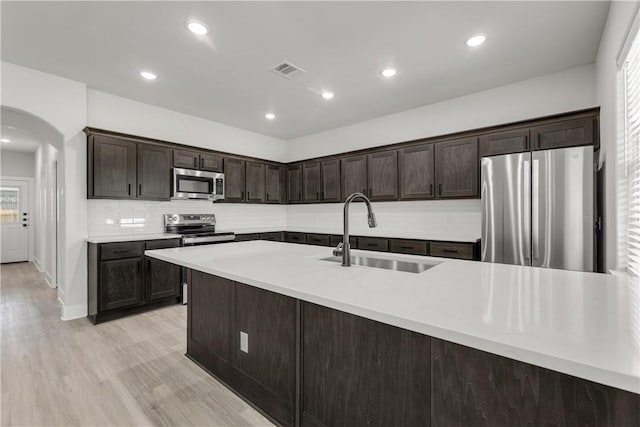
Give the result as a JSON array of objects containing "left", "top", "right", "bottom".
[
  {"left": 523, "top": 159, "right": 531, "bottom": 261},
  {"left": 532, "top": 158, "right": 540, "bottom": 260}
]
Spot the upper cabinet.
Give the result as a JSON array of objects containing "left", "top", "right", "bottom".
[
  {"left": 531, "top": 117, "right": 595, "bottom": 151},
  {"left": 173, "top": 149, "right": 223, "bottom": 172},
  {"left": 90, "top": 135, "right": 137, "bottom": 199},
  {"left": 245, "top": 161, "right": 265, "bottom": 203},
  {"left": 398, "top": 143, "right": 435, "bottom": 200},
  {"left": 224, "top": 158, "right": 246, "bottom": 202},
  {"left": 137, "top": 144, "right": 171, "bottom": 200},
  {"left": 287, "top": 165, "right": 303, "bottom": 203},
  {"left": 200, "top": 153, "right": 223, "bottom": 172},
  {"left": 435, "top": 137, "right": 478, "bottom": 198},
  {"left": 367, "top": 150, "right": 398, "bottom": 201},
  {"left": 341, "top": 154, "right": 368, "bottom": 199},
  {"left": 265, "top": 164, "right": 285, "bottom": 204},
  {"left": 479, "top": 128, "right": 530, "bottom": 157},
  {"left": 302, "top": 162, "right": 322, "bottom": 203},
  {"left": 320, "top": 159, "right": 341, "bottom": 202}
]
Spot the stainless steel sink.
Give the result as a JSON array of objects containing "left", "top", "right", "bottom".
[{"left": 320, "top": 255, "right": 440, "bottom": 274}]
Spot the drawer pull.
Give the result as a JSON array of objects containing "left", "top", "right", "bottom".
[
  {"left": 114, "top": 250, "right": 131, "bottom": 254},
  {"left": 400, "top": 246, "right": 414, "bottom": 250},
  {"left": 442, "top": 249, "right": 459, "bottom": 253},
  {"left": 367, "top": 243, "right": 377, "bottom": 247}
]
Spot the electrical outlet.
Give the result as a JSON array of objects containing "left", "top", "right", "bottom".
[{"left": 240, "top": 331, "right": 249, "bottom": 353}]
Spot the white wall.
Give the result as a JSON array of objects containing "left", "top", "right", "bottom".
[
  {"left": 0, "top": 150, "right": 35, "bottom": 177},
  {"left": 596, "top": 0, "right": 639, "bottom": 271},
  {"left": 33, "top": 143, "right": 59, "bottom": 287},
  {"left": 87, "top": 90, "right": 288, "bottom": 162},
  {"left": 285, "top": 64, "right": 597, "bottom": 162}
]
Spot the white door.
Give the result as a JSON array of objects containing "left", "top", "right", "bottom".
[{"left": 1, "top": 179, "right": 29, "bottom": 263}]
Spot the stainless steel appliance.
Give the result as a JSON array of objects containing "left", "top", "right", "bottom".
[
  {"left": 172, "top": 168, "right": 224, "bottom": 201},
  {"left": 164, "top": 213, "right": 235, "bottom": 303},
  {"left": 481, "top": 146, "right": 595, "bottom": 272}
]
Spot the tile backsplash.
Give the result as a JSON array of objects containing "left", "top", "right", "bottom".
[
  {"left": 87, "top": 200, "right": 287, "bottom": 236},
  {"left": 88, "top": 199, "right": 481, "bottom": 239}
]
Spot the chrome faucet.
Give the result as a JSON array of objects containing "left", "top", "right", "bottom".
[{"left": 333, "top": 192, "right": 377, "bottom": 266}]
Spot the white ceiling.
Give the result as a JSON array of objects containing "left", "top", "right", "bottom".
[
  {"left": 0, "top": 124, "right": 41, "bottom": 153},
  {"left": 1, "top": 1, "right": 609, "bottom": 140}
]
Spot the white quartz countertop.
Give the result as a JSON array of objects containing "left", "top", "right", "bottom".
[
  {"left": 86, "top": 233, "right": 182, "bottom": 244},
  {"left": 230, "top": 226, "right": 480, "bottom": 242},
  {"left": 146, "top": 241, "right": 639, "bottom": 394}
]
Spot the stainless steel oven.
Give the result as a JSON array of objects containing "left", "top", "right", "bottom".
[{"left": 172, "top": 168, "right": 224, "bottom": 201}]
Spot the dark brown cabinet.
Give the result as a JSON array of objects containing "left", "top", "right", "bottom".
[
  {"left": 357, "top": 236, "right": 389, "bottom": 252},
  {"left": 389, "top": 239, "right": 428, "bottom": 256},
  {"left": 302, "top": 303, "right": 431, "bottom": 427},
  {"left": 341, "top": 154, "right": 367, "bottom": 200},
  {"left": 287, "top": 165, "right": 303, "bottom": 203},
  {"left": 137, "top": 143, "right": 171, "bottom": 200},
  {"left": 430, "top": 241, "right": 475, "bottom": 260},
  {"left": 302, "top": 162, "right": 321, "bottom": 203},
  {"left": 320, "top": 159, "right": 341, "bottom": 202},
  {"left": 224, "top": 158, "right": 246, "bottom": 202},
  {"left": 90, "top": 135, "right": 137, "bottom": 199},
  {"left": 306, "top": 234, "right": 331, "bottom": 246},
  {"left": 480, "top": 128, "right": 530, "bottom": 157},
  {"left": 285, "top": 232, "right": 307, "bottom": 244},
  {"left": 266, "top": 165, "right": 285, "bottom": 204},
  {"left": 173, "top": 149, "right": 223, "bottom": 172},
  {"left": 199, "top": 153, "right": 223, "bottom": 172},
  {"left": 145, "top": 257, "right": 181, "bottom": 301},
  {"left": 398, "top": 143, "right": 435, "bottom": 200},
  {"left": 246, "top": 161, "right": 265, "bottom": 203},
  {"left": 531, "top": 117, "right": 595, "bottom": 151},
  {"left": 367, "top": 150, "right": 398, "bottom": 201},
  {"left": 435, "top": 137, "right": 478, "bottom": 198},
  {"left": 88, "top": 239, "right": 181, "bottom": 324}
]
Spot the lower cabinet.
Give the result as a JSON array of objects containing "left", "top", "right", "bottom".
[{"left": 87, "top": 238, "right": 182, "bottom": 324}]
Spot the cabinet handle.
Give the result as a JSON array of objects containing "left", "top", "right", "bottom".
[
  {"left": 430, "top": 184, "right": 433, "bottom": 196},
  {"left": 200, "top": 158, "right": 204, "bottom": 169},
  {"left": 138, "top": 184, "right": 142, "bottom": 196},
  {"left": 114, "top": 250, "right": 130, "bottom": 254},
  {"left": 443, "top": 249, "right": 459, "bottom": 253},
  {"left": 128, "top": 184, "right": 131, "bottom": 195},
  {"left": 266, "top": 193, "right": 269, "bottom": 201},
  {"left": 367, "top": 243, "right": 377, "bottom": 247},
  {"left": 524, "top": 135, "right": 529, "bottom": 151},
  {"left": 247, "top": 191, "right": 250, "bottom": 200},
  {"left": 400, "top": 246, "right": 414, "bottom": 250},
  {"left": 439, "top": 184, "right": 442, "bottom": 195},
  {"left": 316, "top": 191, "right": 319, "bottom": 200},
  {"left": 193, "top": 157, "right": 198, "bottom": 168}
]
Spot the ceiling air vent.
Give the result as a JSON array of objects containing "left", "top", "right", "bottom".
[{"left": 270, "top": 61, "right": 305, "bottom": 79}]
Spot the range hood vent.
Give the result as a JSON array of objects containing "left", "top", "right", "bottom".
[{"left": 270, "top": 61, "right": 305, "bottom": 79}]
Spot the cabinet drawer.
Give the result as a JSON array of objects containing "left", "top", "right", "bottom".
[
  {"left": 260, "top": 232, "right": 283, "bottom": 242},
  {"left": 235, "top": 233, "right": 261, "bottom": 242},
  {"left": 307, "top": 234, "right": 331, "bottom": 246},
  {"left": 430, "top": 242, "right": 474, "bottom": 260},
  {"left": 357, "top": 237, "right": 389, "bottom": 252},
  {"left": 145, "top": 238, "right": 181, "bottom": 250},
  {"left": 285, "top": 232, "right": 307, "bottom": 244},
  {"left": 330, "top": 235, "right": 358, "bottom": 248},
  {"left": 389, "top": 239, "right": 428, "bottom": 256},
  {"left": 100, "top": 241, "right": 144, "bottom": 261}
]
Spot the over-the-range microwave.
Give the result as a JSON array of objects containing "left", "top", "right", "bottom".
[{"left": 172, "top": 168, "right": 224, "bottom": 201}]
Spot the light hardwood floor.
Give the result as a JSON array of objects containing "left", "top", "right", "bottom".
[{"left": 1, "top": 262, "right": 273, "bottom": 426}]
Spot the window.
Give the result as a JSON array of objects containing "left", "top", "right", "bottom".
[
  {"left": 621, "top": 19, "right": 640, "bottom": 276},
  {"left": 0, "top": 187, "right": 20, "bottom": 223}
]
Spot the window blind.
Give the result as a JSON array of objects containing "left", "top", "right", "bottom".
[{"left": 623, "top": 29, "right": 640, "bottom": 277}]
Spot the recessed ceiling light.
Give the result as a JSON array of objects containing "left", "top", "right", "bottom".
[
  {"left": 0, "top": 138, "right": 11, "bottom": 143},
  {"left": 139, "top": 71, "right": 157, "bottom": 80},
  {"left": 187, "top": 20, "right": 209, "bottom": 36},
  {"left": 381, "top": 68, "right": 397, "bottom": 78},
  {"left": 265, "top": 113, "right": 276, "bottom": 120},
  {"left": 465, "top": 34, "right": 487, "bottom": 47},
  {"left": 321, "top": 91, "right": 334, "bottom": 100}
]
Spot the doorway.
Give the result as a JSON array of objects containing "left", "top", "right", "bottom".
[{"left": 1, "top": 178, "right": 30, "bottom": 263}]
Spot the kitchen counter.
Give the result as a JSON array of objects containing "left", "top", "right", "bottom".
[
  {"left": 230, "top": 226, "right": 480, "bottom": 242},
  {"left": 86, "top": 233, "right": 182, "bottom": 243},
  {"left": 146, "top": 240, "right": 640, "bottom": 394}
]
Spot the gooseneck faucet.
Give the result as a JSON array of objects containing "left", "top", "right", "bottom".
[{"left": 333, "top": 192, "right": 377, "bottom": 266}]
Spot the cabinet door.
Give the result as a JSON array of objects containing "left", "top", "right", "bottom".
[
  {"left": 435, "top": 137, "right": 478, "bottom": 198},
  {"left": 531, "top": 117, "right": 595, "bottom": 151},
  {"left": 91, "top": 135, "right": 137, "bottom": 198},
  {"left": 137, "top": 143, "right": 171, "bottom": 200},
  {"left": 99, "top": 258, "right": 143, "bottom": 311},
  {"left": 199, "top": 153, "right": 223, "bottom": 172},
  {"left": 302, "top": 162, "right": 321, "bottom": 203},
  {"left": 224, "top": 158, "right": 246, "bottom": 202},
  {"left": 367, "top": 150, "right": 398, "bottom": 201},
  {"left": 246, "top": 161, "right": 265, "bottom": 203},
  {"left": 399, "top": 144, "right": 435, "bottom": 200},
  {"left": 265, "top": 165, "right": 284, "bottom": 203},
  {"left": 341, "top": 154, "right": 367, "bottom": 200},
  {"left": 233, "top": 282, "right": 297, "bottom": 426},
  {"left": 480, "top": 128, "right": 530, "bottom": 157},
  {"left": 145, "top": 257, "right": 181, "bottom": 301},
  {"left": 173, "top": 149, "right": 199, "bottom": 169},
  {"left": 302, "top": 303, "right": 431, "bottom": 427},
  {"left": 287, "top": 165, "right": 303, "bottom": 203},
  {"left": 320, "top": 159, "right": 341, "bottom": 202}
]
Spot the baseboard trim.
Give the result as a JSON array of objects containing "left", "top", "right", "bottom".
[
  {"left": 45, "top": 273, "right": 56, "bottom": 289},
  {"left": 33, "top": 257, "right": 43, "bottom": 272},
  {"left": 61, "top": 303, "right": 87, "bottom": 321}
]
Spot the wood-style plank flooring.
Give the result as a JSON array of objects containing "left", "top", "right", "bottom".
[{"left": 1, "top": 262, "right": 273, "bottom": 426}]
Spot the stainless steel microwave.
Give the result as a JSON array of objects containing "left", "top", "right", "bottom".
[{"left": 172, "top": 168, "right": 224, "bottom": 201}]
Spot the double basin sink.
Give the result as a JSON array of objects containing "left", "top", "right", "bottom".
[{"left": 321, "top": 255, "right": 440, "bottom": 274}]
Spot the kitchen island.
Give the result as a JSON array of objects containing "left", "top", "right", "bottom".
[{"left": 146, "top": 241, "right": 639, "bottom": 426}]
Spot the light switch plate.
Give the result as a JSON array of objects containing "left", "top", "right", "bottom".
[{"left": 240, "top": 331, "right": 249, "bottom": 353}]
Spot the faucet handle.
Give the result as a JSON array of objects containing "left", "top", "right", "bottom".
[{"left": 332, "top": 242, "right": 344, "bottom": 257}]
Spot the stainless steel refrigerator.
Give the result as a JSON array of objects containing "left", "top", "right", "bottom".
[{"left": 481, "top": 146, "right": 595, "bottom": 272}]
